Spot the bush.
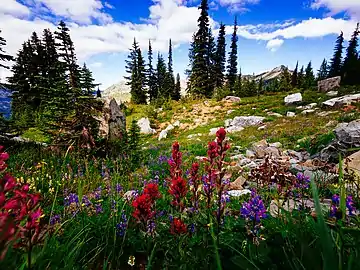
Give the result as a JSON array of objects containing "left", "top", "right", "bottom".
[{"left": 213, "top": 86, "right": 231, "bottom": 101}]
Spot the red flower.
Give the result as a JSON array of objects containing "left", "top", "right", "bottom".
[
  {"left": 216, "top": 128, "right": 226, "bottom": 143},
  {"left": 169, "top": 176, "right": 187, "bottom": 207},
  {"left": 207, "top": 141, "right": 218, "bottom": 160},
  {"left": 143, "top": 183, "right": 161, "bottom": 200},
  {"left": 170, "top": 218, "right": 187, "bottom": 235},
  {"left": 169, "top": 142, "right": 182, "bottom": 179},
  {"left": 132, "top": 194, "right": 155, "bottom": 223},
  {"left": 3, "top": 174, "right": 17, "bottom": 192}
]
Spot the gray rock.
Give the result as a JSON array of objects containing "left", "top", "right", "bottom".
[
  {"left": 158, "top": 124, "right": 174, "bottom": 141},
  {"left": 227, "top": 109, "right": 235, "bottom": 115},
  {"left": 138, "top": 118, "right": 156, "bottom": 134},
  {"left": 109, "top": 99, "right": 126, "bottom": 141},
  {"left": 209, "top": 127, "right": 222, "bottom": 136},
  {"left": 301, "top": 109, "right": 316, "bottom": 115},
  {"left": 267, "top": 112, "right": 283, "bottom": 117},
  {"left": 246, "top": 149, "right": 256, "bottom": 158},
  {"left": 173, "top": 120, "right": 180, "bottom": 127},
  {"left": 269, "top": 142, "right": 282, "bottom": 148},
  {"left": 326, "top": 91, "right": 338, "bottom": 97},
  {"left": 317, "top": 76, "right": 341, "bottom": 92},
  {"left": 323, "top": 93, "right": 360, "bottom": 107},
  {"left": 287, "top": 111, "right": 296, "bottom": 117},
  {"left": 284, "top": 93, "right": 302, "bottom": 104},
  {"left": 304, "top": 103, "right": 317, "bottom": 109},
  {"left": 258, "top": 125, "right": 266, "bottom": 130},
  {"left": 223, "top": 96, "right": 241, "bottom": 103},
  {"left": 225, "top": 116, "right": 265, "bottom": 133},
  {"left": 238, "top": 158, "right": 252, "bottom": 166},
  {"left": 228, "top": 189, "right": 251, "bottom": 197}
]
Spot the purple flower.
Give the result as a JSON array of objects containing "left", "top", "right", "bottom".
[
  {"left": 82, "top": 195, "right": 92, "bottom": 207},
  {"left": 95, "top": 203, "right": 103, "bottom": 214},
  {"left": 50, "top": 214, "right": 61, "bottom": 225},
  {"left": 189, "top": 223, "right": 195, "bottom": 233},
  {"left": 221, "top": 191, "right": 230, "bottom": 204},
  {"left": 332, "top": 194, "right": 340, "bottom": 204},
  {"left": 116, "top": 211, "right": 128, "bottom": 237},
  {"left": 64, "top": 193, "right": 79, "bottom": 206},
  {"left": 147, "top": 220, "right": 156, "bottom": 234},
  {"left": 169, "top": 215, "right": 173, "bottom": 223},
  {"left": 295, "top": 173, "right": 310, "bottom": 189},
  {"left": 240, "top": 190, "right": 267, "bottom": 222},
  {"left": 346, "top": 196, "right": 356, "bottom": 216},
  {"left": 94, "top": 186, "right": 102, "bottom": 200},
  {"left": 158, "top": 155, "right": 168, "bottom": 164},
  {"left": 111, "top": 199, "right": 117, "bottom": 210},
  {"left": 115, "top": 184, "right": 122, "bottom": 193}
]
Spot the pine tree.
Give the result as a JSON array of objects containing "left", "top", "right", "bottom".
[
  {"left": 291, "top": 61, "right": 298, "bottom": 88},
  {"left": 96, "top": 87, "right": 101, "bottom": 98},
  {"left": 317, "top": 59, "right": 329, "bottom": 80},
  {"left": 298, "top": 66, "right": 304, "bottom": 90},
  {"left": 279, "top": 66, "right": 291, "bottom": 91},
  {"left": 257, "top": 77, "right": 263, "bottom": 98},
  {"left": 166, "top": 39, "right": 175, "bottom": 99},
  {"left": 328, "top": 32, "right": 344, "bottom": 78},
  {"left": 125, "top": 38, "right": 147, "bottom": 104},
  {"left": 55, "top": 21, "right": 80, "bottom": 89},
  {"left": 234, "top": 67, "right": 242, "bottom": 97},
  {"left": 227, "top": 16, "right": 238, "bottom": 92},
  {"left": 188, "top": 0, "right": 210, "bottom": 97},
  {"left": 147, "top": 40, "right": 157, "bottom": 102},
  {"left": 174, "top": 73, "right": 181, "bottom": 101},
  {"left": 80, "top": 63, "right": 98, "bottom": 95},
  {"left": 155, "top": 53, "right": 167, "bottom": 99},
  {"left": 214, "top": 23, "right": 226, "bottom": 88},
  {"left": 0, "top": 29, "right": 13, "bottom": 71},
  {"left": 206, "top": 29, "right": 216, "bottom": 97},
  {"left": 342, "top": 23, "right": 360, "bottom": 85},
  {"left": 304, "top": 61, "right": 315, "bottom": 88}
]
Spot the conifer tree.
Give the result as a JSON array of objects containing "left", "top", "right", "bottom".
[
  {"left": 342, "top": 23, "right": 360, "bottom": 85},
  {"left": 96, "top": 87, "right": 101, "bottom": 98},
  {"left": 80, "top": 63, "right": 98, "bottom": 95},
  {"left": 125, "top": 38, "right": 147, "bottom": 104},
  {"left": 279, "top": 66, "right": 291, "bottom": 91},
  {"left": 0, "top": 29, "right": 13, "bottom": 71},
  {"left": 188, "top": 0, "right": 210, "bottom": 97},
  {"left": 328, "top": 31, "right": 344, "bottom": 78},
  {"left": 227, "top": 16, "right": 238, "bottom": 92},
  {"left": 147, "top": 40, "right": 157, "bottom": 102},
  {"left": 257, "top": 77, "right": 263, "bottom": 98},
  {"left": 214, "top": 23, "right": 226, "bottom": 88},
  {"left": 155, "top": 53, "right": 167, "bottom": 99},
  {"left": 206, "top": 29, "right": 217, "bottom": 97},
  {"left": 166, "top": 39, "right": 175, "bottom": 99},
  {"left": 304, "top": 61, "right": 315, "bottom": 88},
  {"left": 317, "top": 59, "right": 329, "bottom": 80},
  {"left": 291, "top": 61, "right": 298, "bottom": 88},
  {"left": 234, "top": 67, "right": 242, "bottom": 97},
  {"left": 298, "top": 66, "right": 304, "bottom": 90},
  {"left": 173, "top": 73, "right": 181, "bottom": 101}
]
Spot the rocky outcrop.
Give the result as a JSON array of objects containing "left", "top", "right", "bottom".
[
  {"left": 138, "top": 118, "right": 156, "bottom": 134},
  {"left": 287, "top": 111, "right": 296, "bottom": 117},
  {"left": 222, "top": 96, "right": 241, "bottom": 103},
  {"left": 323, "top": 93, "right": 360, "bottom": 107},
  {"left": 225, "top": 116, "right": 265, "bottom": 131},
  {"left": 158, "top": 124, "right": 174, "bottom": 141},
  {"left": 284, "top": 93, "right": 302, "bottom": 105},
  {"left": 109, "top": 99, "right": 126, "bottom": 141},
  {"left": 317, "top": 76, "right": 341, "bottom": 92}
]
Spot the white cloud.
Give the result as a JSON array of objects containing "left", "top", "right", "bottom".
[
  {"left": 266, "top": 38, "right": 284, "bottom": 52},
  {"left": 0, "top": 0, "right": 30, "bottom": 17},
  {"left": 89, "top": 62, "right": 103, "bottom": 68},
  {"left": 311, "top": 0, "right": 360, "bottom": 19},
  {"left": 217, "top": 0, "right": 260, "bottom": 13}
]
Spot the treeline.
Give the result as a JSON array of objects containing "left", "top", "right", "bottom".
[
  {"left": 125, "top": 39, "right": 181, "bottom": 104},
  {"left": 0, "top": 22, "right": 101, "bottom": 140}
]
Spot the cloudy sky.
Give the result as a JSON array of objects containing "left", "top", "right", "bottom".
[{"left": 0, "top": 0, "right": 359, "bottom": 89}]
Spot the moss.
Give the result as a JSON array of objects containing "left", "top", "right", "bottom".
[{"left": 22, "top": 128, "right": 50, "bottom": 143}]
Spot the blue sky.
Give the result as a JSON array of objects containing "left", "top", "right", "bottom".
[{"left": 0, "top": 0, "right": 359, "bottom": 89}]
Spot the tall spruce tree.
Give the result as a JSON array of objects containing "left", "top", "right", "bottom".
[
  {"left": 155, "top": 53, "right": 168, "bottom": 99},
  {"left": 235, "top": 67, "right": 242, "bottom": 97},
  {"left": 291, "top": 61, "right": 298, "bottom": 88},
  {"left": 80, "top": 63, "right": 98, "bottom": 95},
  {"left": 125, "top": 38, "right": 147, "bottom": 104},
  {"left": 328, "top": 31, "right": 344, "bottom": 78},
  {"left": 147, "top": 40, "right": 157, "bottom": 102},
  {"left": 304, "top": 61, "right": 315, "bottom": 88},
  {"left": 227, "top": 16, "right": 238, "bottom": 92},
  {"left": 166, "top": 39, "right": 176, "bottom": 99},
  {"left": 174, "top": 73, "right": 181, "bottom": 101},
  {"left": 342, "top": 23, "right": 360, "bottom": 85},
  {"left": 279, "top": 66, "right": 291, "bottom": 91},
  {"left": 188, "top": 0, "right": 210, "bottom": 97},
  {"left": 214, "top": 23, "right": 226, "bottom": 88},
  {"left": 298, "top": 66, "right": 304, "bottom": 90},
  {"left": 55, "top": 21, "right": 80, "bottom": 90},
  {"left": 0, "top": 30, "right": 13, "bottom": 71},
  {"left": 317, "top": 59, "right": 329, "bottom": 80},
  {"left": 206, "top": 29, "right": 216, "bottom": 97},
  {"left": 96, "top": 87, "right": 101, "bottom": 98}
]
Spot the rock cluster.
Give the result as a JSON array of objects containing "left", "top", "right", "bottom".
[
  {"left": 317, "top": 76, "right": 341, "bottom": 92},
  {"left": 137, "top": 118, "right": 156, "bottom": 134}
]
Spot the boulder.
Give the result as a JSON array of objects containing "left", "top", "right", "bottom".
[
  {"left": 304, "top": 103, "right": 317, "bottom": 109},
  {"left": 223, "top": 96, "right": 241, "bottom": 103},
  {"left": 258, "top": 125, "right": 266, "bottom": 130},
  {"left": 284, "top": 93, "right": 302, "bottom": 105},
  {"left": 270, "top": 142, "right": 282, "bottom": 148},
  {"left": 173, "top": 120, "right": 180, "bottom": 127},
  {"left": 326, "top": 91, "right": 338, "bottom": 97},
  {"left": 323, "top": 93, "right": 360, "bottom": 107},
  {"left": 317, "top": 76, "right": 341, "bottom": 92},
  {"left": 253, "top": 146, "right": 281, "bottom": 158},
  {"left": 158, "top": 124, "right": 174, "bottom": 141},
  {"left": 287, "top": 111, "right": 296, "bottom": 117},
  {"left": 109, "top": 99, "right": 126, "bottom": 141},
  {"left": 229, "top": 176, "right": 246, "bottom": 190},
  {"left": 301, "top": 109, "right": 316, "bottom": 115},
  {"left": 209, "top": 127, "right": 221, "bottom": 136},
  {"left": 227, "top": 109, "right": 235, "bottom": 115},
  {"left": 267, "top": 112, "right": 283, "bottom": 117},
  {"left": 226, "top": 126, "right": 245, "bottom": 133},
  {"left": 228, "top": 189, "right": 251, "bottom": 197},
  {"left": 225, "top": 116, "right": 265, "bottom": 132},
  {"left": 138, "top": 118, "right": 156, "bottom": 134},
  {"left": 346, "top": 150, "right": 360, "bottom": 175},
  {"left": 246, "top": 150, "right": 256, "bottom": 158}
]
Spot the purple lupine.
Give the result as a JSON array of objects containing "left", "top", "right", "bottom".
[
  {"left": 95, "top": 203, "right": 103, "bottom": 214},
  {"left": 82, "top": 195, "right": 92, "bottom": 207},
  {"left": 115, "top": 184, "right": 122, "bottom": 193},
  {"left": 332, "top": 194, "right": 340, "bottom": 204},
  {"left": 94, "top": 186, "right": 102, "bottom": 200},
  {"left": 64, "top": 193, "right": 79, "bottom": 206},
  {"left": 169, "top": 215, "right": 173, "bottom": 223},
  {"left": 240, "top": 190, "right": 267, "bottom": 222},
  {"left": 158, "top": 155, "right": 168, "bottom": 164},
  {"left": 346, "top": 196, "right": 356, "bottom": 216},
  {"left": 221, "top": 191, "right": 230, "bottom": 205},
  {"left": 295, "top": 173, "right": 310, "bottom": 189},
  {"left": 50, "top": 214, "right": 61, "bottom": 225},
  {"left": 111, "top": 199, "right": 117, "bottom": 210},
  {"left": 116, "top": 211, "right": 128, "bottom": 237},
  {"left": 147, "top": 220, "right": 156, "bottom": 234},
  {"left": 189, "top": 223, "right": 195, "bottom": 233}
]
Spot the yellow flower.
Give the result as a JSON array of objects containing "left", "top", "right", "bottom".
[{"left": 128, "top": 256, "right": 135, "bottom": 266}]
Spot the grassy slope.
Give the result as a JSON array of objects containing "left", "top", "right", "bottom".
[{"left": 129, "top": 90, "right": 344, "bottom": 156}]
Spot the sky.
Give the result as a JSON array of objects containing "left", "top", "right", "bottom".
[{"left": 0, "top": 0, "right": 359, "bottom": 89}]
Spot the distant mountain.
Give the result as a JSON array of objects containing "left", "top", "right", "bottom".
[
  {"left": 103, "top": 79, "right": 187, "bottom": 103},
  {"left": 0, "top": 86, "right": 11, "bottom": 119},
  {"left": 244, "top": 65, "right": 293, "bottom": 82}
]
